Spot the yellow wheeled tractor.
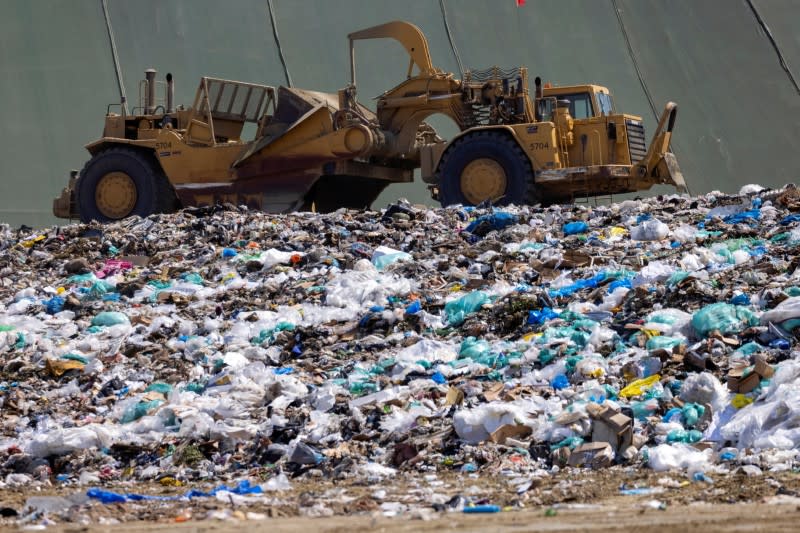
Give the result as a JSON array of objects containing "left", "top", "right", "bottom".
[{"left": 53, "top": 21, "right": 687, "bottom": 223}]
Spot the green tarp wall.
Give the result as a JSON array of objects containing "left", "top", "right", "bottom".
[{"left": 1, "top": 0, "right": 798, "bottom": 226}]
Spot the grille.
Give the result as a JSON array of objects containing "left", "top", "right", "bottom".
[{"left": 626, "top": 119, "right": 647, "bottom": 163}]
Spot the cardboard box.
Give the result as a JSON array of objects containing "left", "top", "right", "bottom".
[
  {"left": 568, "top": 442, "right": 614, "bottom": 468},
  {"left": 727, "top": 355, "right": 774, "bottom": 393},
  {"left": 586, "top": 403, "right": 633, "bottom": 454}
]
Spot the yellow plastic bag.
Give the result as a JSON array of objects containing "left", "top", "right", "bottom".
[
  {"left": 731, "top": 393, "right": 754, "bottom": 409},
  {"left": 619, "top": 374, "right": 661, "bottom": 398}
]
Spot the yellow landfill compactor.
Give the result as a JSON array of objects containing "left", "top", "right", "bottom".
[{"left": 53, "top": 21, "right": 688, "bottom": 223}]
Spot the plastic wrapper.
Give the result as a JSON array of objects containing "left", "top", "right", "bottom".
[
  {"left": 720, "top": 380, "right": 800, "bottom": 449},
  {"left": 27, "top": 425, "right": 117, "bottom": 458},
  {"left": 619, "top": 375, "right": 661, "bottom": 398}
]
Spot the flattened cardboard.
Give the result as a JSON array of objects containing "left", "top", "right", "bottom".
[{"left": 489, "top": 424, "right": 533, "bottom": 445}]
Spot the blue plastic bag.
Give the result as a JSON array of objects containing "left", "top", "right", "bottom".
[
  {"left": 44, "top": 296, "right": 65, "bottom": 315},
  {"left": 551, "top": 374, "right": 569, "bottom": 390},
  {"left": 723, "top": 209, "right": 760, "bottom": 224},
  {"left": 563, "top": 221, "right": 589, "bottom": 235},
  {"left": 465, "top": 212, "right": 518, "bottom": 237},
  {"left": 527, "top": 307, "right": 559, "bottom": 325}
]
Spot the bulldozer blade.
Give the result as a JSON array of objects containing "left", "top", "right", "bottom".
[{"left": 662, "top": 152, "right": 688, "bottom": 193}]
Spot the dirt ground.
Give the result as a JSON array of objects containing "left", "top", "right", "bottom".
[
  {"left": 16, "top": 502, "right": 800, "bottom": 533},
  {"left": 2, "top": 467, "right": 799, "bottom": 531}
]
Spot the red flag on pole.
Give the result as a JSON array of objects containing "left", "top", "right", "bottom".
[{"left": 516, "top": 0, "right": 526, "bottom": 5}]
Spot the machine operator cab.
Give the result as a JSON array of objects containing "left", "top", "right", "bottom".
[{"left": 536, "top": 83, "right": 615, "bottom": 121}]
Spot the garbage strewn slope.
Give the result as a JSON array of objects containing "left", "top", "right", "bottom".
[{"left": 2, "top": 185, "right": 800, "bottom": 514}]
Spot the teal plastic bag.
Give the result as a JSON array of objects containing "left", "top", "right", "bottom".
[
  {"left": 681, "top": 403, "right": 705, "bottom": 428},
  {"left": 691, "top": 303, "right": 758, "bottom": 337},
  {"left": 666, "top": 428, "right": 703, "bottom": 443},
  {"left": 182, "top": 272, "right": 204, "bottom": 285},
  {"left": 445, "top": 291, "right": 489, "bottom": 326},
  {"left": 145, "top": 382, "right": 173, "bottom": 395},
  {"left": 85, "top": 280, "right": 115, "bottom": 300},
  {"left": 91, "top": 311, "right": 130, "bottom": 327},
  {"left": 645, "top": 336, "right": 685, "bottom": 351},
  {"left": 121, "top": 399, "right": 164, "bottom": 423},
  {"left": 460, "top": 337, "right": 491, "bottom": 359},
  {"left": 372, "top": 252, "right": 412, "bottom": 270}
]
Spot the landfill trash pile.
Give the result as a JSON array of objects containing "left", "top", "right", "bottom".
[{"left": 3, "top": 185, "right": 800, "bottom": 523}]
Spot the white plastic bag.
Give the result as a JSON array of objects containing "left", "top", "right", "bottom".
[
  {"left": 454, "top": 402, "right": 534, "bottom": 443},
  {"left": 631, "top": 219, "right": 670, "bottom": 241},
  {"left": 760, "top": 296, "right": 800, "bottom": 325},
  {"left": 647, "top": 443, "right": 712, "bottom": 473}
]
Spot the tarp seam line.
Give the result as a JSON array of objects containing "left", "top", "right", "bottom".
[
  {"left": 610, "top": 0, "right": 681, "bottom": 165},
  {"left": 439, "top": 0, "right": 464, "bottom": 77},
  {"left": 101, "top": 0, "right": 127, "bottom": 114},
  {"left": 746, "top": 0, "right": 800, "bottom": 96},
  {"left": 610, "top": 0, "right": 658, "bottom": 122},
  {"left": 267, "top": 0, "right": 293, "bottom": 87}
]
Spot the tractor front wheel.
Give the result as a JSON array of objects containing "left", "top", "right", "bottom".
[
  {"left": 77, "top": 147, "right": 176, "bottom": 223},
  {"left": 437, "top": 131, "right": 540, "bottom": 207}
]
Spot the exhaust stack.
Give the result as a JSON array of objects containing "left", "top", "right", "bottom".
[
  {"left": 145, "top": 68, "right": 157, "bottom": 114},
  {"left": 534, "top": 76, "right": 543, "bottom": 121},
  {"left": 166, "top": 72, "right": 174, "bottom": 114}
]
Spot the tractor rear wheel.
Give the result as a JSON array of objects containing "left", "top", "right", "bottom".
[
  {"left": 437, "top": 131, "right": 540, "bottom": 207},
  {"left": 77, "top": 147, "right": 176, "bottom": 223}
]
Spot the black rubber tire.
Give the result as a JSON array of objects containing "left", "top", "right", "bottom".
[
  {"left": 77, "top": 147, "right": 176, "bottom": 223},
  {"left": 437, "top": 130, "right": 540, "bottom": 207}
]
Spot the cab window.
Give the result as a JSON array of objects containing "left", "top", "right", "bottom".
[
  {"left": 597, "top": 92, "right": 614, "bottom": 116},
  {"left": 559, "top": 92, "right": 594, "bottom": 119}
]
